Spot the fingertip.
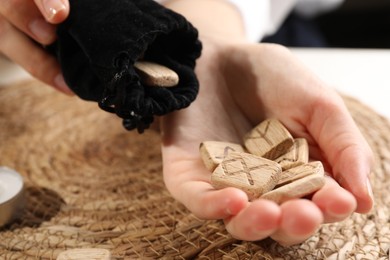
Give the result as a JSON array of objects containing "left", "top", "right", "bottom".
[
  {"left": 332, "top": 145, "right": 374, "bottom": 214},
  {"left": 225, "top": 199, "right": 281, "bottom": 241},
  {"left": 251, "top": 199, "right": 281, "bottom": 232},
  {"left": 280, "top": 200, "right": 323, "bottom": 236},
  {"left": 312, "top": 185, "right": 357, "bottom": 222},
  {"left": 192, "top": 187, "right": 248, "bottom": 220},
  {"left": 355, "top": 179, "right": 374, "bottom": 214},
  {"left": 222, "top": 187, "right": 249, "bottom": 216},
  {"left": 336, "top": 174, "right": 374, "bottom": 214},
  {"left": 355, "top": 199, "right": 374, "bottom": 214},
  {"left": 271, "top": 199, "right": 323, "bottom": 245},
  {"left": 36, "top": 0, "right": 70, "bottom": 24},
  {"left": 49, "top": 6, "right": 69, "bottom": 24}
]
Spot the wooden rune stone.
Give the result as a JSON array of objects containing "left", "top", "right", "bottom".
[
  {"left": 274, "top": 138, "right": 309, "bottom": 170},
  {"left": 261, "top": 164, "right": 325, "bottom": 204},
  {"left": 134, "top": 61, "right": 179, "bottom": 87},
  {"left": 211, "top": 152, "right": 282, "bottom": 200},
  {"left": 200, "top": 141, "right": 245, "bottom": 171},
  {"left": 244, "top": 119, "right": 294, "bottom": 160},
  {"left": 202, "top": 118, "right": 327, "bottom": 203},
  {"left": 276, "top": 161, "right": 324, "bottom": 188}
]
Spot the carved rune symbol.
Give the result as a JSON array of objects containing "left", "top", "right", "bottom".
[
  {"left": 221, "top": 158, "right": 264, "bottom": 186},
  {"left": 215, "top": 146, "right": 236, "bottom": 160},
  {"left": 275, "top": 146, "right": 298, "bottom": 163},
  {"left": 247, "top": 121, "right": 273, "bottom": 146},
  {"left": 211, "top": 150, "right": 283, "bottom": 200}
]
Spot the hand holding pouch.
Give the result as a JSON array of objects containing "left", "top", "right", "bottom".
[{"left": 51, "top": 0, "right": 202, "bottom": 132}]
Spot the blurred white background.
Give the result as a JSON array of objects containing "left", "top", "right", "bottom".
[{"left": 1, "top": 48, "right": 390, "bottom": 119}]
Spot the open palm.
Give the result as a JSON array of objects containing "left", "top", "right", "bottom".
[{"left": 161, "top": 43, "right": 373, "bottom": 245}]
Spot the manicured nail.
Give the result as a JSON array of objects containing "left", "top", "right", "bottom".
[
  {"left": 43, "top": 0, "right": 67, "bottom": 21},
  {"left": 29, "top": 18, "right": 56, "bottom": 44},
  {"left": 54, "top": 74, "right": 74, "bottom": 95}
]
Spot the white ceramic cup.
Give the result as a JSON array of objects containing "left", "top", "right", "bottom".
[{"left": 0, "top": 167, "right": 24, "bottom": 227}]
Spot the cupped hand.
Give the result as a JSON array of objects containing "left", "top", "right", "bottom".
[
  {"left": 0, "top": 0, "right": 72, "bottom": 94},
  {"left": 161, "top": 42, "right": 374, "bottom": 245}
]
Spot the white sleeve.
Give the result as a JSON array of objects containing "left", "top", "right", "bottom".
[
  {"left": 226, "top": 0, "right": 297, "bottom": 42},
  {"left": 294, "top": 0, "right": 344, "bottom": 18},
  {"left": 225, "top": 0, "right": 270, "bottom": 42},
  {"left": 155, "top": 0, "right": 270, "bottom": 42},
  {"left": 155, "top": 0, "right": 296, "bottom": 42}
]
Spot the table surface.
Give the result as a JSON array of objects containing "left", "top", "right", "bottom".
[{"left": 1, "top": 48, "right": 389, "bottom": 118}]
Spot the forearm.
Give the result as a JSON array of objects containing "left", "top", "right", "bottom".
[{"left": 163, "top": 0, "right": 246, "bottom": 42}]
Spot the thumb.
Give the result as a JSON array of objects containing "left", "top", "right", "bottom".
[{"left": 308, "top": 93, "right": 374, "bottom": 213}]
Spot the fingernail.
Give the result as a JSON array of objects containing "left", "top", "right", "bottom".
[
  {"left": 29, "top": 18, "right": 56, "bottom": 44},
  {"left": 43, "top": 0, "right": 67, "bottom": 21},
  {"left": 366, "top": 178, "right": 374, "bottom": 200},
  {"left": 54, "top": 74, "right": 74, "bottom": 95},
  {"left": 225, "top": 207, "right": 232, "bottom": 215}
]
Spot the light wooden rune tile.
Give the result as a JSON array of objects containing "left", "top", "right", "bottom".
[
  {"left": 200, "top": 141, "right": 245, "bottom": 171},
  {"left": 134, "top": 61, "right": 179, "bottom": 87},
  {"left": 274, "top": 138, "right": 309, "bottom": 170},
  {"left": 244, "top": 119, "right": 294, "bottom": 160},
  {"left": 211, "top": 152, "right": 282, "bottom": 200},
  {"left": 276, "top": 161, "right": 324, "bottom": 188},
  {"left": 261, "top": 171, "right": 325, "bottom": 204}
]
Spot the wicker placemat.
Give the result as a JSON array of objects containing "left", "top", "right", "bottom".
[{"left": 0, "top": 81, "right": 389, "bottom": 259}]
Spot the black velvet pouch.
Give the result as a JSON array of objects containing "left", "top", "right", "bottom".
[{"left": 50, "top": 0, "right": 202, "bottom": 133}]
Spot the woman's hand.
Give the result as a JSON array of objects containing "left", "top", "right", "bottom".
[
  {"left": 161, "top": 42, "right": 374, "bottom": 245},
  {"left": 0, "top": 0, "right": 72, "bottom": 94}
]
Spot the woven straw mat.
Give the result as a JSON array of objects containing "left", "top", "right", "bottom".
[{"left": 0, "top": 80, "right": 389, "bottom": 259}]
